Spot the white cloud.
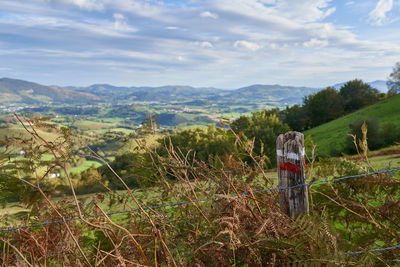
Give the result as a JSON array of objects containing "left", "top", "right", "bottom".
[
  {"left": 200, "top": 11, "right": 218, "bottom": 19},
  {"left": 345, "top": 1, "right": 355, "bottom": 6},
  {"left": 1, "top": 0, "right": 400, "bottom": 87},
  {"left": 50, "top": 0, "right": 104, "bottom": 10},
  {"left": 210, "top": 0, "right": 335, "bottom": 25},
  {"left": 303, "top": 38, "right": 329, "bottom": 48},
  {"left": 369, "top": 0, "right": 393, "bottom": 25},
  {"left": 106, "top": 0, "right": 165, "bottom": 19},
  {"left": 113, "top": 13, "right": 136, "bottom": 32},
  {"left": 269, "top": 43, "right": 278, "bottom": 49},
  {"left": 199, "top": 41, "right": 213, "bottom": 48},
  {"left": 234, "top": 40, "right": 261, "bottom": 51},
  {"left": 0, "top": 12, "right": 136, "bottom": 37},
  {"left": 272, "top": 0, "right": 336, "bottom": 23}
]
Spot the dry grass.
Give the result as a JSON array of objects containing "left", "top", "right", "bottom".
[{"left": 0, "top": 116, "right": 399, "bottom": 266}]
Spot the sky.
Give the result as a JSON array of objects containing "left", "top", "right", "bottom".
[{"left": 0, "top": 0, "right": 399, "bottom": 89}]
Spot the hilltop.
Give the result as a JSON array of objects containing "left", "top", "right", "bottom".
[{"left": 0, "top": 78, "right": 102, "bottom": 105}]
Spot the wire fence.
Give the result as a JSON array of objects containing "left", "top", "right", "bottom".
[{"left": 1, "top": 167, "right": 400, "bottom": 256}]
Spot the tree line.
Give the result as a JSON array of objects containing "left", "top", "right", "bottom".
[
  {"left": 282, "top": 63, "right": 400, "bottom": 131},
  {"left": 278, "top": 79, "right": 383, "bottom": 131}
]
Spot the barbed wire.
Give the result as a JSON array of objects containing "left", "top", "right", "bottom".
[
  {"left": 1, "top": 167, "right": 400, "bottom": 255},
  {"left": 345, "top": 244, "right": 400, "bottom": 255}
]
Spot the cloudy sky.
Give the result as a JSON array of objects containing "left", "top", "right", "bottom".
[{"left": 0, "top": 0, "right": 399, "bottom": 88}]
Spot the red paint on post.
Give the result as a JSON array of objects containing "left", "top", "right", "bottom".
[{"left": 279, "top": 162, "right": 302, "bottom": 175}]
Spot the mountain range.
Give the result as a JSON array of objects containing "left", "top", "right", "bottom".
[{"left": 0, "top": 77, "right": 388, "bottom": 107}]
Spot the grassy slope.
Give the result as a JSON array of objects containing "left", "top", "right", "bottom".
[
  {"left": 0, "top": 125, "right": 59, "bottom": 140},
  {"left": 305, "top": 94, "right": 400, "bottom": 156}
]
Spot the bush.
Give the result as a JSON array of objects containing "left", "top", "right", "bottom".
[{"left": 381, "top": 122, "right": 400, "bottom": 146}]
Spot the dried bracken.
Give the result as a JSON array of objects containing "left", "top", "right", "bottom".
[{"left": 0, "top": 115, "right": 399, "bottom": 266}]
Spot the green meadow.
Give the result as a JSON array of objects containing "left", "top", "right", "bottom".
[{"left": 305, "top": 94, "right": 400, "bottom": 156}]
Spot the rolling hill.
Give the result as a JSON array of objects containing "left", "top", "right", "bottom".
[
  {"left": 0, "top": 78, "right": 102, "bottom": 105},
  {"left": 227, "top": 84, "right": 320, "bottom": 105},
  {"left": 52, "top": 84, "right": 224, "bottom": 103},
  {"left": 67, "top": 83, "right": 321, "bottom": 105},
  {"left": 0, "top": 77, "right": 389, "bottom": 109},
  {"left": 305, "top": 94, "right": 400, "bottom": 156},
  {"left": 1, "top": 77, "right": 320, "bottom": 106}
]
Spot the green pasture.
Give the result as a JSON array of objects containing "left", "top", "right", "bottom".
[
  {"left": 73, "top": 120, "right": 116, "bottom": 131},
  {"left": 69, "top": 160, "right": 102, "bottom": 174},
  {"left": 0, "top": 124, "right": 60, "bottom": 141},
  {"left": 305, "top": 94, "right": 400, "bottom": 156}
]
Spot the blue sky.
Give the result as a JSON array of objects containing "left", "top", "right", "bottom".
[{"left": 0, "top": 0, "right": 399, "bottom": 88}]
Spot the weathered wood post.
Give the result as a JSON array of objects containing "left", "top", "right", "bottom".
[{"left": 277, "top": 131, "right": 309, "bottom": 218}]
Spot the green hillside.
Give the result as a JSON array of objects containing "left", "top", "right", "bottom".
[{"left": 305, "top": 94, "right": 400, "bottom": 155}]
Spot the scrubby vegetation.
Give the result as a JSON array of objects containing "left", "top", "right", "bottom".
[{"left": 0, "top": 114, "right": 399, "bottom": 266}]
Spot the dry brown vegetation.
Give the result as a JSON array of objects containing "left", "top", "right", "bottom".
[{"left": 0, "top": 116, "right": 399, "bottom": 266}]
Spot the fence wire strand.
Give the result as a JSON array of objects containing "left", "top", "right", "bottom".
[{"left": 1, "top": 167, "right": 400, "bottom": 255}]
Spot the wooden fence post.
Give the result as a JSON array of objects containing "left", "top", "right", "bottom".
[{"left": 277, "top": 131, "right": 309, "bottom": 218}]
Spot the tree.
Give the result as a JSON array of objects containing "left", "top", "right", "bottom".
[
  {"left": 387, "top": 62, "right": 400, "bottom": 96},
  {"left": 231, "top": 111, "right": 290, "bottom": 166},
  {"left": 157, "top": 125, "right": 239, "bottom": 165},
  {"left": 303, "top": 87, "right": 344, "bottom": 127},
  {"left": 138, "top": 113, "right": 159, "bottom": 136},
  {"left": 339, "top": 79, "right": 380, "bottom": 113},
  {"left": 281, "top": 104, "right": 310, "bottom": 131}
]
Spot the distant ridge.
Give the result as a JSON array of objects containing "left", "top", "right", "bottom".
[
  {"left": 229, "top": 84, "right": 320, "bottom": 104},
  {"left": 66, "top": 83, "right": 320, "bottom": 105},
  {"left": 2, "top": 77, "right": 388, "bottom": 107},
  {"left": 0, "top": 78, "right": 102, "bottom": 104}
]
